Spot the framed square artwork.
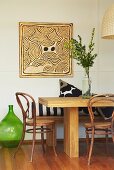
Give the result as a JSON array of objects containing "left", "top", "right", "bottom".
[{"left": 19, "top": 22, "right": 73, "bottom": 77}]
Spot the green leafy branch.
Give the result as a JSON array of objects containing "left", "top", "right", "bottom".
[{"left": 64, "top": 28, "right": 97, "bottom": 77}]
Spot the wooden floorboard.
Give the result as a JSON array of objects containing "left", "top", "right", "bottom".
[{"left": 0, "top": 141, "right": 114, "bottom": 170}]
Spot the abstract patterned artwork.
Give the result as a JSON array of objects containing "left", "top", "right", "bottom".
[{"left": 19, "top": 22, "right": 73, "bottom": 77}]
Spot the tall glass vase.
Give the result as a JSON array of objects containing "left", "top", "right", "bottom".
[{"left": 82, "top": 68, "right": 91, "bottom": 99}]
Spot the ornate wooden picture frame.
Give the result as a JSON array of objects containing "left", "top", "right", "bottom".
[{"left": 19, "top": 22, "right": 73, "bottom": 77}]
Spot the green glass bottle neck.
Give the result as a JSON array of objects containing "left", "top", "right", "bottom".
[{"left": 8, "top": 105, "right": 14, "bottom": 114}]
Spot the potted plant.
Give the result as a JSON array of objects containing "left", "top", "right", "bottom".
[{"left": 64, "top": 28, "right": 97, "bottom": 98}]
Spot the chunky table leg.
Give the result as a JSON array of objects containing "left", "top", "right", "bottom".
[{"left": 64, "top": 107, "right": 79, "bottom": 158}]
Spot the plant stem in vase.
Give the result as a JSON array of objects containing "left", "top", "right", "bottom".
[{"left": 82, "top": 67, "right": 91, "bottom": 98}]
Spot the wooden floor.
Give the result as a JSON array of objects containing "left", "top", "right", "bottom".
[{"left": 0, "top": 141, "right": 114, "bottom": 170}]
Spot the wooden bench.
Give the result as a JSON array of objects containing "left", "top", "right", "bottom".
[
  {"left": 38, "top": 114, "right": 104, "bottom": 146},
  {"left": 38, "top": 116, "right": 63, "bottom": 146}
]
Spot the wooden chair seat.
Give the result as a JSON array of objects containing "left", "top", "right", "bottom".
[
  {"left": 85, "top": 121, "right": 111, "bottom": 129},
  {"left": 27, "top": 119, "right": 55, "bottom": 126}
]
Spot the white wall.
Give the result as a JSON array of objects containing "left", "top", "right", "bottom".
[
  {"left": 98, "top": 0, "right": 114, "bottom": 93},
  {"left": 0, "top": 0, "right": 114, "bottom": 139}
]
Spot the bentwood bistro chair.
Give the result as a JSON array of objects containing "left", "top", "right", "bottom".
[
  {"left": 14, "top": 92, "right": 57, "bottom": 162},
  {"left": 84, "top": 94, "right": 114, "bottom": 165}
]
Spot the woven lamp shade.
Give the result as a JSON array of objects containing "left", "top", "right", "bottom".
[{"left": 101, "top": 4, "right": 114, "bottom": 39}]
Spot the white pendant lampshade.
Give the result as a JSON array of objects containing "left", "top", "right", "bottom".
[{"left": 101, "top": 4, "right": 114, "bottom": 39}]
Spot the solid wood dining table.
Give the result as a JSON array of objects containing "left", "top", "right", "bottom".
[{"left": 38, "top": 96, "right": 114, "bottom": 158}]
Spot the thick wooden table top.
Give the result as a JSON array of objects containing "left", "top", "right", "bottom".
[{"left": 39, "top": 97, "right": 114, "bottom": 108}]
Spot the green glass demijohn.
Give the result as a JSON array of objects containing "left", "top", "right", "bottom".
[{"left": 0, "top": 105, "right": 23, "bottom": 148}]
